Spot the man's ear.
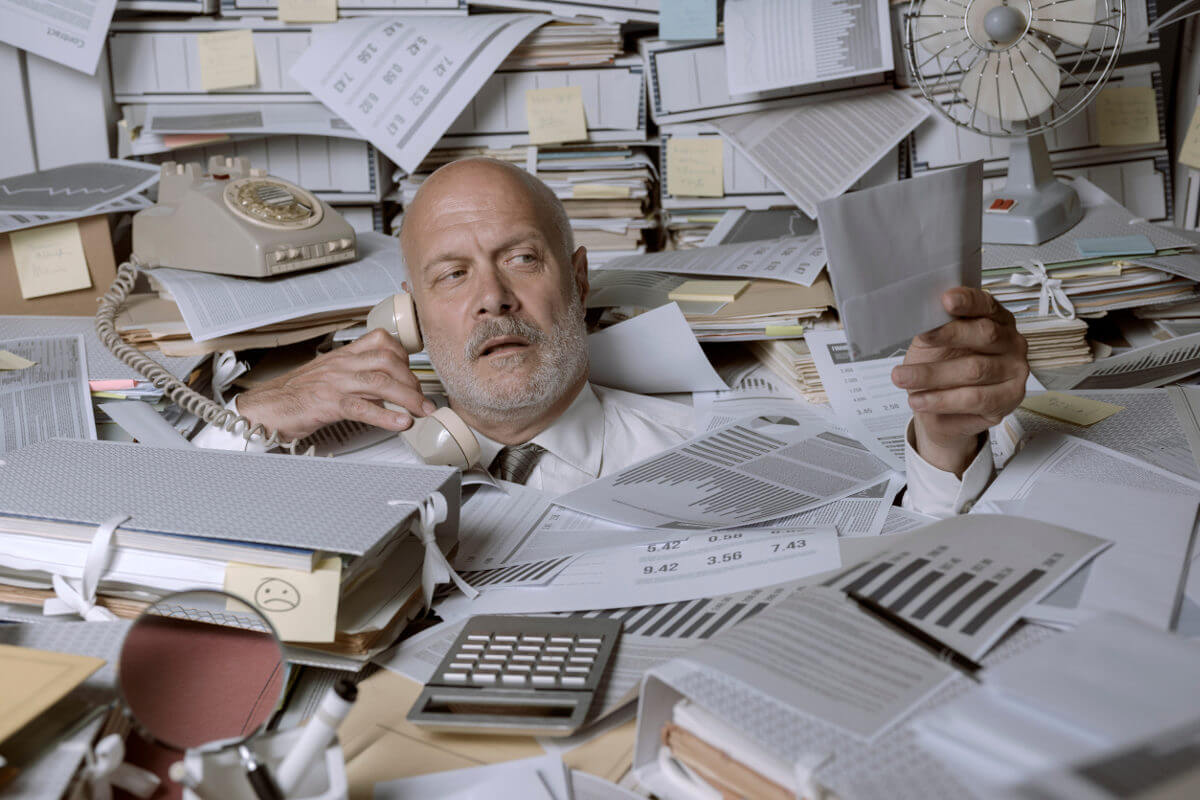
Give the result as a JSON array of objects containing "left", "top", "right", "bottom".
[{"left": 571, "top": 246, "right": 589, "bottom": 304}]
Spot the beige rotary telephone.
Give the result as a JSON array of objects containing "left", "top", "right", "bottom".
[{"left": 366, "top": 293, "right": 482, "bottom": 470}]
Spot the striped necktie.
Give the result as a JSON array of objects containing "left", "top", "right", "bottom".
[{"left": 489, "top": 442, "right": 547, "bottom": 485}]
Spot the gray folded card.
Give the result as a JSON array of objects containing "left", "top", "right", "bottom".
[{"left": 818, "top": 162, "right": 983, "bottom": 359}]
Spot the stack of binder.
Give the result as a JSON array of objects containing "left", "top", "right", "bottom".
[{"left": 0, "top": 439, "right": 460, "bottom": 667}]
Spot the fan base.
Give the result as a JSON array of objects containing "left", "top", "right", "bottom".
[{"left": 982, "top": 180, "right": 1083, "bottom": 245}]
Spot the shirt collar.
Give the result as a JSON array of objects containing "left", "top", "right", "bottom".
[{"left": 472, "top": 383, "right": 604, "bottom": 478}]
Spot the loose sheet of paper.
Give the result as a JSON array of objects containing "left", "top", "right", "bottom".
[
  {"left": 0, "top": 0, "right": 117, "bottom": 74},
  {"left": 10, "top": 222, "right": 92, "bottom": 300},
  {"left": 593, "top": 234, "right": 826, "bottom": 287},
  {"left": 1095, "top": 86, "right": 1160, "bottom": 147},
  {"left": 0, "top": 161, "right": 159, "bottom": 217},
  {"left": 1040, "top": 331, "right": 1200, "bottom": 391},
  {"left": 290, "top": 14, "right": 548, "bottom": 174},
  {"left": 983, "top": 476, "right": 1198, "bottom": 631},
  {"left": 660, "top": 0, "right": 718, "bottom": 40},
  {"left": 682, "top": 586, "right": 953, "bottom": 740},
  {"left": 197, "top": 30, "right": 259, "bottom": 92},
  {"left": 666, "top": 137, "right": 724, "bottom": 198},
  {"left": 526, "top": 86, "right": 588, "bottom": 145},
  {"left": 225, "top": 557, "right": 342, "bottom": 642},
  {"left": 148, "top": 231, "right": 405, "bottom": 341},
  {"left": 557, "top": 417, "right": 891, "bottom": 529},
  {"left": 710, "top": 90, "right": 930, "bottom": 217},
  {"left": 0, "top": 643, "right": 105, "bottom": 742},
  {"left": 0, "top": 336, "right": 96, "bottom": 453},
  {"left": 588, "top": 303, "right": 727, "bottom": 394},
  {"left": 439, "top": 527, "right": 839, "bottom": 616},
  {"left": 724, "top": 0, "right": 893, "bottom": 95},
  {"left": 820, "top": 514, "right": 1109, "bottom": 660},
  {"left": 818, "top": 162, "right": 982, "bottom": 359},
  {"left": 97, "top": 400, "right": 193, "bottom": 449},
  {"left": 692, "top": 363, "right": 834, "bottom": 431}
]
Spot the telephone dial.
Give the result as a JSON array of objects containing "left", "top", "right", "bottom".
[{"left": 366, "top": 293, "right": 481, "bottom": 470}]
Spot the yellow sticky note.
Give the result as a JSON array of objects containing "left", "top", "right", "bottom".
[
  {"left": 0, "top": 644, "right": 105, "bottom": 743},
  {"left": 525, "top": 86, "right": 588, "bottom": 145},
  {"left": 225, "top": 557, "right": 341, "bottom": 643},
  {"left": 278, "top": 0, "right": 337, "bottom": 23},
  {"left": 0, "top": 350, "right": 36, "bottom": 370},
  {"left": 1180, "top": 107, "right": 1200, "bottom": 170},
  {"left": 572, "top": 183, "right": 631, "bottom": 199},
  {"left": 1096, "top": 87, "right": 1159, "bottom": 147},
  {"left": 669, "top": 279, "right": 750, "bottom": 303},
  {"left": 764, "top": 324, "right": 806, "bottom": 337},
  {"left": 9, "top": 221, "right": 91, "bottom": 300},
  {"left": 667, "top": 137, "right": 724, "bottom": 198},
  {"left": 197, "top": 30, "right": 258, "bottom": 92},
  {"left": 1020, "top": 391, "right": 1124, "bottom": 427}
]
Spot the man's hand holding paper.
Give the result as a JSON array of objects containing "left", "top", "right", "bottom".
[
  {"left": 819, "top": 161, "right": 1029, "bottom": 476},
  {"left": 894, "top": 288, "right": 1029, "bottom": 474}
]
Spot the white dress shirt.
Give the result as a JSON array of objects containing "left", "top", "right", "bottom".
[{"left": 192, "top": 384, "right": 990, "bottom": 515}]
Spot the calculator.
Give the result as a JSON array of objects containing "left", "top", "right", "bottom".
[{"left": 407, "top": 615, "right": 623, "bottom": 737}]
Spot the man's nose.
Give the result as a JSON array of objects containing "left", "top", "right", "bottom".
[{"left": 474, "top": 266, "right": 519, "bottom": 318}]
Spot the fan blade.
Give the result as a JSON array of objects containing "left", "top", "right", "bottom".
[
  {"left": 1032, "top": 0, "right": 1100, "bottom": 49},
  {"left": 913, "top": 0, "right": 969, "bottom": 59},
  {"left": 960, "top": 37, "right": 1060, "bottom": 122}
]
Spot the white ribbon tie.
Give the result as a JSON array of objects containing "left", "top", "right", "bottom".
[
  {"left": 44, "top": 514, "right": 129, "bottom": 622},
  {"left": 388, "top": 493, "right": 479, "bottom": 609},
  {"left": 1009, "top": 260, "right": 1075, "bottom": 319}
]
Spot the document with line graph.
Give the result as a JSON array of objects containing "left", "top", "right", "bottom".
[
  {"left": 556, "top": 416, "right": 893, "bottom": 529},
  {"left": 819, "top": 515, "right": 1109, "bottom": 660}
]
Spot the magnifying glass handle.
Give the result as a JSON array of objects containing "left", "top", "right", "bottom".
[{"left": 239, "top": 745, "right": 284, "bottom": 800}]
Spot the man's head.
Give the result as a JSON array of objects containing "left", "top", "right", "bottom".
[{"left": 399, "top": 158, "right": 589, "bottom": 433}]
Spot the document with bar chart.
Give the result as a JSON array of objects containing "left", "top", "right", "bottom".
[
  {"left": 820, "top": 515, "right": 1110, "bottom": 659},
  {"left": 556, "top": 417, "right": 893, "bottom": 529}
]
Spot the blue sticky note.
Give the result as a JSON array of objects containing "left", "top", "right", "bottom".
[
  {"left": 660, "top": 0, "right": 718, "bottom": 41},
  {"left": 1074, "top": 234, "right": 1156, "bottom": 258}
]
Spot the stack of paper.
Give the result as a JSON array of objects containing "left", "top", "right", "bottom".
[
  {"left": 982, "top": 183, "right": 1200, "bottom": 320},
  {"left": 396, "top": 146, "right": 657, "bottom": 264},
  {"left": 0, "top": 439, "right": 460, "bottom": 666},
  {"left": 118, "top": 232, "right": 406, "bottom": 353},
  {"left": 499, "top": 20, "right": 625, "bottom": 68}
]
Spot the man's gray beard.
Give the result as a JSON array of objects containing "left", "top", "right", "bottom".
[{"left": 424, "top": 292, "right": 589, "bottom": 421}]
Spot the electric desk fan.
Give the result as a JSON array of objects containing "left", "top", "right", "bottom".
[{"left": 904, "top": 0, "right": 1126, "bottom": 244}]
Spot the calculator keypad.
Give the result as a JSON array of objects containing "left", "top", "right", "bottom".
[{"left": 441, "top": 631, "right": 605, "bottom": 689}]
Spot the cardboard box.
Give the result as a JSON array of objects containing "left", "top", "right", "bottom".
[{"left": 0, "top": 215, "right": 118, "bottom": 316}]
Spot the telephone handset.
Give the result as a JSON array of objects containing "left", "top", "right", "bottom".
[{"left": 366, "top": 293, "right": 482, "bottom": 470}]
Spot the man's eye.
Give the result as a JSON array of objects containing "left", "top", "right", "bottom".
[
  {"left": 439, "top": 268, "right": 467, "bottom": 282},
  {"left": 510, "top": 253, "right": 538, "bottom": 266}
]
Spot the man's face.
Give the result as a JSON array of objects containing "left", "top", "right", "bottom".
[{"left": 403, "top": 167, "right": 588, "bottom": 417}]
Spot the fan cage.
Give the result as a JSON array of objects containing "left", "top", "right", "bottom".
[{"left": 904, "top": 0, "right": 1126, "bottom": 138}]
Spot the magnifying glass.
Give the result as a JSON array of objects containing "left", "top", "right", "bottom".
[{"left": 118, "top": 588, "right": 287, "bottom": 798}]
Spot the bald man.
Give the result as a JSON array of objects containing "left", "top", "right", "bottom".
[{"left": 195, "top": 158, "right": 1029, "bottom": 515}]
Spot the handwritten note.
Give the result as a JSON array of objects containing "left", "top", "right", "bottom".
[
  {"left": 197, "top": 30, "right": 258, "bottom": 92},
  {"left": 1021, "top": 392, "right": 1124, "bottom": 427},
  {"left": 9, "top": 222, "right": 91, "bottom": 300},
  {"left": 278, "top": 0, "right": 337, "bottom": 22},
  {"left": 667, "top": 137, "right": 724, "bottom": 198},
  {"left": 661, "top": 0, "right": 718, "bottom": 40},
  {"left": 525, "top": 86, "right": 588, "bottom": 145},
  {"left": 225, "top": 557, "right": 342, "bottom": 642},
  {"left": 572, "top": 184, "right": 631, "bottom": 199},
  {"left": 1180, "top": 107, "right": 1200, "bottom": 170},
  {"left": 1096, "top": 87, "right": 1159, "bottom": 147},
  {"left": 0, "top": 350, "right": 37, "bottom": 370}
]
